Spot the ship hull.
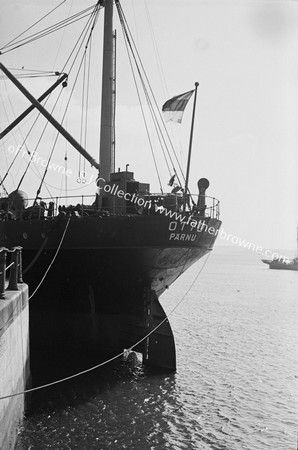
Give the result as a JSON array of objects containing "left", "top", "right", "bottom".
[
  {"left": 0, "top": 213, "right": 221, "bottom": 371},
  {"left": 262, "top": 259, "right": 298, "bottom": 271},
  {"left": 268, "top": 263, "right": 298, "bottom": 271}
]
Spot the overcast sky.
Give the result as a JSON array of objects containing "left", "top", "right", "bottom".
[{"left": 0, "top": 0, "right": 297, "bottom": 252}]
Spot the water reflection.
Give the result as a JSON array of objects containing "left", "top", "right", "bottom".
[{"left": 18, "top": 351, "right": 188, "bottom": 449}]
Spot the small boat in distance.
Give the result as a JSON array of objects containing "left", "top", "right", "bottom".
[
  {"left": 262, "top": 257, "right": 298, "bottom": 271},
  {"left": 262, "top": 228, "right": 298, "bottom": 271}
]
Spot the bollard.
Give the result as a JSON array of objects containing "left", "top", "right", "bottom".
[
  {"left": 8, "top": 249, "right": 19, "bottom": 290},
  {"left": 16, "top": 246, "right": 23, "bottom": 283},
  {"left": 0, "top": 248, "right": 7, "bottom": 299}
]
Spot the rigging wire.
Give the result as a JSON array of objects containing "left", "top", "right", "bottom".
[
  {"left": 120, "top": 6, "right": 183, "bottom": 184},
  {"left": 0, "top": 70, "right": 62, "bottom": 81},
  {"left": 112, "top": 30, "right": 116, "bottom": 173},
  {"left": 64, "top": 144, "right": 68, "bottom": 195},
  {"left": 16, "top": 88, "right": 65, "bottom": 192},
  {"left": 0, "top": 76, "right": 33, "bottom": 190},
  {"left": 117, "top": 3, "right": 170, "bottom": 172},
  {"left": 0, "top": 90, "right": 61, "bottom": 202},
  {"left": 0, "top": 5, "right": 99, "bottom": 55},
  {"left": 117, "top": 12, "right": 179, "bottom": 189},
  {"left": 78, "top": 47, "right": 89, "bottom": 178},
  {"left": 1, "top": 73, "right": 75, "bottom": 200},
  {"left": 6, "top": 68, "right": 61, "bottom": 73},
  {"left": 116, "top": 4, "right": 164, "bottom": 192},
  {"left": 41, "top": 4, "right": 100, "bottom": 195},
  {"left": 0, "top": 0, "right": 67, "bottom": 51},
  {"left": 81, "top": 41, "right": 93, "bottom": 177},
  {"left": 124, "top": 38, "right": 164, "bottom": 193},
  {"left": 117, "top": 2, "right": 187, "bottom": 189},
  {"left": 30, "top": 6, "right": 101, "bottom": 202},
  {"left": 59, "top": 4, "right": 101, "bottom": 76},
  {"left": 143, "top": 0, "right": 185, "bottom": 178},
  {"left": 84, "top": 34, "right": 93, "bottom": 155},
  {"left": 0, "top": 93, "right": 12, "bottom": 194},
  {"left": 1, "top": 4, "right": 100, "bottom": 198},
  {"left": 143, "top": 0, "right": 169, "bottom": 102}
]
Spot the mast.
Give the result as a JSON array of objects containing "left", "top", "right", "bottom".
[
  {"left": 183, "top": 82, "right": 199, "bottom": 212},
  {"left": 99, "top": 0, "right": 114, "bottom": 181},
  {"left": 111, "top": 29, "right": 116, "bottom": 174}
]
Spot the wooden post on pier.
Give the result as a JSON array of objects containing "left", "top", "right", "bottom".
[
  {"left": 8, "top": 249, "right": 19, "bottom": 291},
  {"left": 0, "top": 248, "right": 7, "bottom": 299},
  {"left": 16, "top": 247, "right": 23, "bottom": 283}
]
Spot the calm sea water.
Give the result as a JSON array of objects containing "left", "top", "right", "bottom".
[{"left": 15, "top": 246, "right": 298, "bottom": 450}]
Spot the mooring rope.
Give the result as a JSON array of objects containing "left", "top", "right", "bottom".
[
  {"left": 0, "top": 251, "right": 212, "bottom": 401},
  {"left": 0, "top": 351, "right": 124, "bottom": 401},
  {"left": 28, "top": 216, "right": 70, "bottom": 301},
  {"left": 22, "top": 236, "right": 49, "bottom": 275},
  {"left": 0, "top": 217, "right": 71, "bottom": 336},
  {"left": 129, "top": 250, "right": 212, "bottom": 351}
]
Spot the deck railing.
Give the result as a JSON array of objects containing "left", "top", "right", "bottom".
[
  {"left": 0, "top": 192, "right": 220, "bottom": 220},
  {"left": 149, "top": 193, "right": 220, "bottom": 220}
]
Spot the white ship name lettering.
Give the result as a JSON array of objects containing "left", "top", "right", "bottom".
[{"left": 169, "top": 233, "right": 197, "bottom": 242}]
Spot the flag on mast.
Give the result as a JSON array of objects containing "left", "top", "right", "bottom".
[{"left": 162, "top": 89, "right": 194, "bottom": 123}]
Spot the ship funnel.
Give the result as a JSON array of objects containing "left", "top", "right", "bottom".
[{"left": 197, "top": 178, "right": 209, "bottom": 216}]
